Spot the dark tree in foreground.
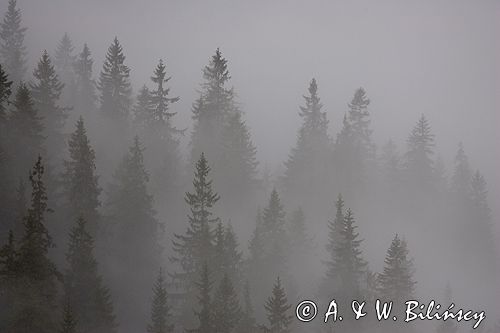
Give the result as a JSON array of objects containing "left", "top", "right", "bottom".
[
  {"left": 62, "top": 117, "right": 101, "bottom": 235},
  {"left": 11, "top": 156, "right": 60, "bottom": 333},
  {"left": 0, "top": 63, "right": 12, "bottom": 123},
  {"left": 64, "top": 217, "right": 116, "bottom": 333},
  {"left": 148, "top": 269, "right": 174, "bottom": 333},
  {"left": 171, "top": 153, "right": 219, "bottom": 292},
  {"left": 262, "top": 277, "right": 292, "bottom": 333},
  {"left": 0, "top": 0, "right": 27, "bottom": 84},
  {"left": 30, "top": 50, "right": 69, "bottom": 161},
  {"left": 0, "top": 64, "right": 13, "bottom": 226},
  {"left": 378, "top": 234, "right": 416, "bottom": 304},
  {"left": 98, "top": 37, "right": 131, "bottom": 119}
]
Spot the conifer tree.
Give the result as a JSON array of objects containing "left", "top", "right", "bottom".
[
  {"left": 378, "top": 234, "right": 416, "bottom": 304},
  {"left": 380, "top": 139, "right": 402, "bottom": 191},
  {"left": 248, "top": 209, "right": 265, "bottom": 268},
  {"left": 288, "top": 207, "right": 310, "bottom": 251},
  {"left": 8, "top": 83, "right": 45, "bottom": 179},
  {"left": 148, "top": 268, "right": 174, "bottom": 333},
  {"left": 98, "top": 37, "right": 131, "bottom": 119},
  {"left": 0, "top": 63, "right": 12, "bottom": 124},
  {"left": 171, "top": 153, "right": 219, "bottom": 288},
  {"left": 333, "top": 208, "right": 367, "bottom": 296},
  {"left": 190, "top": 48, "right": 235, "bottom": 164},
  {"left": 106, "top": 136, "right": 159, "bottom": 268},
  {"left": 263, "top": 277, "right": 292, "bottom": 333},
  {"left": 147, "top": 59, "right": 180, "bottom": 132},
  {"left": 54, "top": 33, "right": 76, "bottom": 93},
  {"left": 406, "top": 114, "right": 435, "bottom": 188},
  {"left": 325, "top": 194, "right": 345, "bottom": 281},
  {"left": 0, "top": 230, "right": 18, "bottom": 331},
  {"left": 30, "top": 50, "right": 69, "bottom": 160},
  {"left": 64, "top": 217, "right": 116, "bottom": 333},
  {"left": 189, "top": 264, "right": 214, "bottom": 333},
  {"left": 62, "top": 117, "right": 101, "bottom": 235},
  {"left": 0, "top": 0, "right": 27, "bottom": 84},
  {"left": 12, "top": 178, "right": 27, "bottom": 236},
  {"left": 214, "top": 222, "right": 242, "bottom": 288},
  {"left": 74, "top": 43, "right": 96, "bottom": 115},
  {"left": 12, "top": 156, "right": 60, "bottom": 333},
  {"left": 450, "top": 142, "right": 471, "bottom": 195},
  {"left": 133, "top": 85, "right": 153, "bottom": 125},
  {"left": 213, "top": 273, "right": 242, "bottom": 333},
  {"left": 284, "top": 78, "right": 331, "bottom": 200},
  {"left": 238, "top": 281, "right": 256, "bottom": 333},
  {"left": 347, "top": 87, "right": 374, "bottom": 158},
  {"left": 59, "top": 300, "right": 78, "bottom": 333}
]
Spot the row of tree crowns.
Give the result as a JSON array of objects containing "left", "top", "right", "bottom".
[{"left": 0, "top": 149, "right": 421, "bottom": 333}]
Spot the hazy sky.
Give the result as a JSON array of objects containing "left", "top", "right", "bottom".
[{"left": 2, "top": 0, "right": 499, "bottom": 207}]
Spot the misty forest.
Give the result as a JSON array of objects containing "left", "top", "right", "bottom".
[{"left": 0, "top": 1, "right": 498, "bottom": 333}]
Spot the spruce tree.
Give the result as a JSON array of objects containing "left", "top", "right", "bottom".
[
  {"left": 106, "top": 135, "right": 159, "bottom": 268},
  {"left": 74, "top": 43, "right": 96, "bottom": 115},
  {"left": 148, "top": 268, "right": 174, "bottom": 333},
  {"left": 347, "top": 87, "right": 374, "bottom": 159},
  {"left": 333, "top": 208, "right": 367, "bottom": 296},
  {"left": 0, "top": 230, "right": 18, "bottom": 332},
  {"left": 12, "top": 156, "right": 60, "bottom": 333},
  {"left": 59, "top": 300, "right": 78, "bottom": 333},
  {"left": 238, "top": 281, "right": 256, "bottom": 333},
  {"left": 0, "top": 0, "right": 27, "bottom": 84},
  {"left": 189, "top": 264, "right": 214, "bottom": 333},
  {"left": 98, "top": 37, "right": 131, "bottom": 119},
  {"left": 147, "top": 59, "right": 180, "bottom": 132},
  {"left": 133, "top": 85, "right": 153, "bottom": 125},
  {"left": 0, "top": 63, "right": 12, "bottom": 123},
  {"left": 405, "top": 114, "right": 435, "bottom": 188},
  {"left": 325, "top": 194, "right": 345, "bottom": 281},
  {"left": 450, "top": 142, "right": 471, "bottom": 195},
  {"left": 190, "top": 48, "right": 235, "bottom": 164},
  {"left": 263, "top": 277, "right": 292, "bottom": 333},
  {"left": 30, "top": 50, "right": 69, "bottom": 161},
  {"left": 214, "top": 222, "right": 242, "bottom": 288},
  {"left": 8, "top": 83, "right": 45, "bottom": 179},
  {"left": 284, "top": 78, "right": 331, "bottom": 201},
  {"left": 172, "top": 153, "right": 219, "bottom": 286},
  {"left": 62, "top": 117, "right": 101, "bottom": 235},
  {"left": 213, "top": 273, "right": 242, "bottom": 333},
  {"left": 288, "top": 207, "right": 310, "bottom": 251},
  {"left": 54, "top": 33, "right": 76, "bottom": 94},
  {"left": 64, "top": 217, "right": 116, "bottom": 333},
  {"left": 378, "top": 234, "right": 416, "bottom": 304}
]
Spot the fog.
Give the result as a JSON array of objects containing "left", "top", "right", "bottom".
[{"left": 0, "top": 0, "right": 498, "bottom": 333}]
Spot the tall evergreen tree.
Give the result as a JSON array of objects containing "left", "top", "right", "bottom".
[
  {"left": 7, "top": 83, "right": 45, "bottom": 179},
  {"left": 54, "top": 33, "right": 76, "bottom": 93},
  {"left": 11, "top": 156, "right": 60, "bottom": 333},
  {"left": 133, "top": 85, "right": 153, "bottom": 125},
  {"left": 30, "top": 50, "right": 69, "bottom": 161},
  {"left": 98, "top": 37, "right": 131, "bottom": 119},
  {"left": 262, "top": 277, "right": 292, "bottom": 333},
  {"left": 213, "top": 273, "right": 242, "bottom": 333},
  {"left": 378, "top": 234, "right": 416, "bottom": 304},
  {"left": 148, "top": 268, "right": 174, "bottom": 333},
  {"left": 405, "top": 114, "right": 435, "bottom": 189},
  {"left": 450, "top": 142, "right": 471, "bottom": 195},
  {"left": 105, "top": 136, "right": 160, "bottom": 332},
  {"left": 74, "top": 43, "right": 96, "bottom": 115},
  {"left": 171, "top": 153, "right": 219, "bottom": 323},
  {"left": 189, "top": 264, "right": 214, "bottom": 333},
  {"left": 62, "top": 117, "right": 101, "bottom": 235},
  {"left": 0, "top": 63, "right": 12, "bottom": 123},
  {"left": 347, "top": 87, "right": 374, "bottom": 159},
  {"left": 0, "top": 0, "right": 27, "bottom": 84},
  {"left": 238, "top": 281, "right": 256, "bottom": 333},
  {"left": 64, "top": 217, "right": 116, "bottom": 333},
  {"left": 333, "top": 208, "right": 367, "bottom": 296},
  {"left": 325, "top": 194, "right": 345, "bottom": 281},
  {"left": 284, "top": 78, "right": 331, "bottom": 201},
  {"left": 59, "top": 301, "right": 78, "bottom": 333},
  {"left": 214, "top": 222, "right": 242, "bottom": 288}
]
